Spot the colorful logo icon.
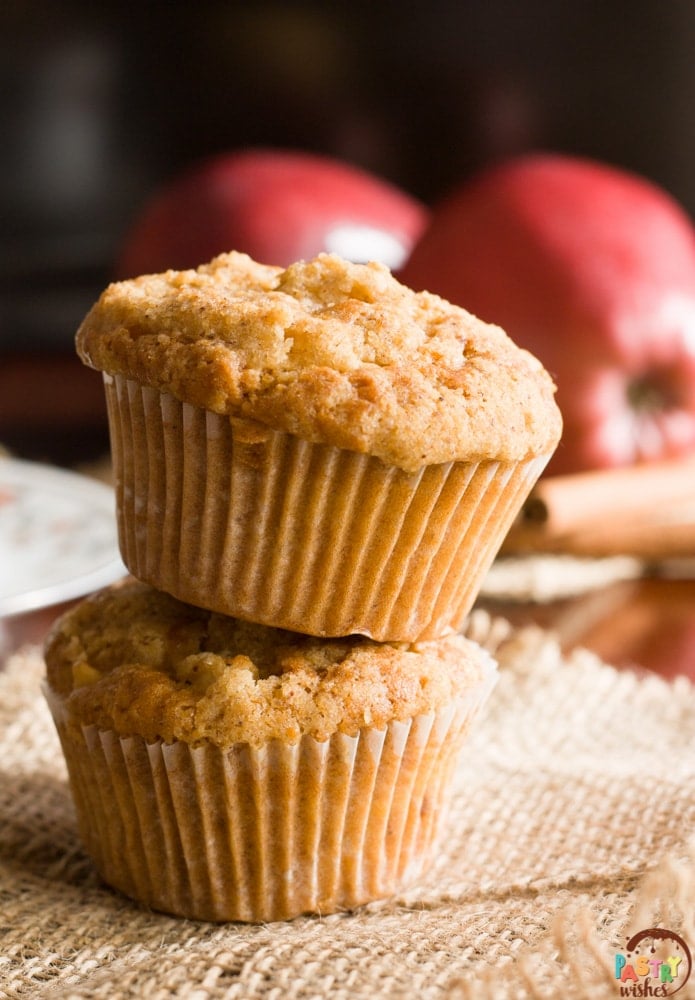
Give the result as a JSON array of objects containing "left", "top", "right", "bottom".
[{"left": 615, "top": 928, "right": 691, "bottom": 996}]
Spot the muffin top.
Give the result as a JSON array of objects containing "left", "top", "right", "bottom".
[
  {"left": 76, "top": 251, "right": 561, "bottom": 472},
  {"left": 44, "top": 580, "right": 496, "bottom": 748}
]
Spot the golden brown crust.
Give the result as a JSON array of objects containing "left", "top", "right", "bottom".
[
  {"left": 76, "top": 252, "right": 561, "bottom": 471},
  {"left": 44, "top": 580, "right": 495, "bottom": 747}
]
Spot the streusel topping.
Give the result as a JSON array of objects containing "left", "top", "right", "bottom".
[
  {"left": 76, "top": 252, "right": 561, "bottom": 471},
  {"left": 44, "top": 580, "right": 496, "bottom": 747}
]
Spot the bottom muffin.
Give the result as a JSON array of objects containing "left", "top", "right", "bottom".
[{"left": 43, "top": 580, "right": 497, "bottom": 922}]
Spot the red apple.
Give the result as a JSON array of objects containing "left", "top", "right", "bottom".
[
  {"left": 116, "top": 148, "right": 428, "bottom": 277},
  {"left": 400, "top": 153, "right": 695, "bottom": 476}
]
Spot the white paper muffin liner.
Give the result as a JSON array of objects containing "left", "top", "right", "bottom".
[
  {"left": 105, "top": 375, "right": 550, "bottom": 641},
  {"left": 44, "top": 657, "right": 496, "bottom": 922}
]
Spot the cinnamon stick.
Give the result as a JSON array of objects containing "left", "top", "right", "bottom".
[{"left": 502, "top": 455, "right": 695, "bottom": 559}]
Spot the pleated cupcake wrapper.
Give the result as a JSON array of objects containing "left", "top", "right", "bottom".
[
  {"left": 44, "top": 666, "right": 496, "bottom": 922},
  {"left": 105, "top": 375, "right": 551, "bottom": 640}
]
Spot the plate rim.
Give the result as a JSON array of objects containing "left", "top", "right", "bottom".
[{"left": 0, "top": 456, "right": 126, "bottom": 618}]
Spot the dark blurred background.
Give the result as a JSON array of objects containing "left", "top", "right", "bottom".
[{"left": 3, "top": 0, "right": 695, "bottom": 464}]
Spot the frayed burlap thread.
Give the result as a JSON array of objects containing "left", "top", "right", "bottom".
[{"left": 1, "top": 612, "right": 694, "bottom": 1000}]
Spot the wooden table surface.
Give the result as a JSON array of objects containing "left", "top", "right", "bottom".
[{"left": 478, "top": 574, "right": 695, "bottom": 681}]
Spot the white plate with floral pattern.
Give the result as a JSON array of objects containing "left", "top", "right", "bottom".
[{"left": 0, "top": 457, "right": 127, "bottom": 617}]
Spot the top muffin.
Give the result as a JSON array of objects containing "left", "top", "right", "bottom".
[{"left": 76, "top": 252, "right": 561, "bottom": 473}]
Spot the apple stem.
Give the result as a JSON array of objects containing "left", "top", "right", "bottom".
[{"left": 626, "top": 374, "right": 673, "bottom": 412}]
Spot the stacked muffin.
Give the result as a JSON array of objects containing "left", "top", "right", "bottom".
[{"left": 44, "top": 252, "right": 562, "bottom": 921}]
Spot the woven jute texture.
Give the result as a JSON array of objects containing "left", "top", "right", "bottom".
[{"left": 1, "top": 611, "right": 694, "bottom": 1000}]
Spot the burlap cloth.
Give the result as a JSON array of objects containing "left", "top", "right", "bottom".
[{"left": 1, "top": 611, "right": 694, "bottom": 1000}]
